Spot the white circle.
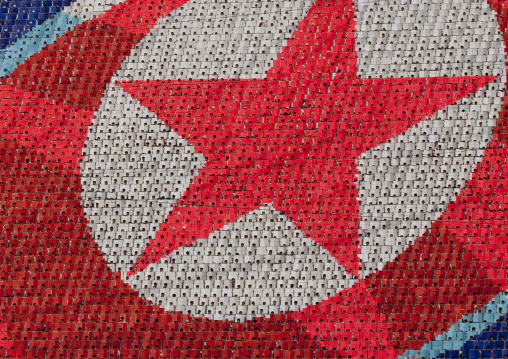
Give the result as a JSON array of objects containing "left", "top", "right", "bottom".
[{"left": 81, "top": 0, "right": 507, "bottom": 321}]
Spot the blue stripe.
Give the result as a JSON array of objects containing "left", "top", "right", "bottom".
[
  {"left": 0, "top": 0, "right": 76, "bottom": 50},
  {"left": 437, "top": 316, "right": 508, "bottom": 358},
  {"left": 398, "top": 293, "right": 508, "bottom": 359},
  {"left": 0, "top": 11, "right": 82, "bottom": 77}
]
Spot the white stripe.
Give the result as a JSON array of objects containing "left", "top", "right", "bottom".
[
  {"left": 0, "top": 13, "right": 83, "bottom": 78},
  {"left": 61, "top": 0, "right": 126, "bottom": 20}
]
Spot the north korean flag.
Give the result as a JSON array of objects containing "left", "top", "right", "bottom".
[{"left": 0, "top": 0, "right": 508, "bottom": 358}]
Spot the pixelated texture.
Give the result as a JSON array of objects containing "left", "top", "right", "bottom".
[{"left": 0, "top": 0, "right": 508, "bottom": 358}]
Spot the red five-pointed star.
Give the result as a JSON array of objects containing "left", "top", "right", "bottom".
[
  {"left": 0, "top": 0, "right": 504, "bottom": 357},
  {"left": 120, "top": 0, "right": 495, "bottom": 278}
]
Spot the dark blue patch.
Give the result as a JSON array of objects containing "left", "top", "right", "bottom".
[
  {"left": 0, "top": 0, "right": 76, "bottom": 50},
  {"left": 438, "top": 314, "right": 508, "bottom": 359}
]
